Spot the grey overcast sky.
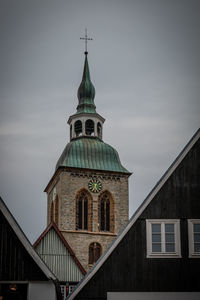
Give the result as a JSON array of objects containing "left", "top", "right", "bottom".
[{"left": 0, "top": 0, "right": 199, "bottom": 242}]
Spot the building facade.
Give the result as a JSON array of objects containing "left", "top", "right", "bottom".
[
  {"left": 34, "top": 222, "right": 86, "bottom": 299},
  {"left": 0, "top": 198, "right": 62, "bottom": 300},
  {"left": 44, "top": 51, "right": 131, "bottom": 271}
]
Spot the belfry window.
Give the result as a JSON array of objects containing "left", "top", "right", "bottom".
[
  {"left": 99, "top": 193, "right": 110, "bottom": 231},
  {"left": 76, "top": 190, "right": 89, "bottom": 230},
  {"left": 89, "top": 242, "right": 101, "bottom": 266},
  {"left": 85, "top": 119, "right": 94, "bottom": 136},
  {"left": 74, "top": 120, "right": 82, "bottom": 137}
]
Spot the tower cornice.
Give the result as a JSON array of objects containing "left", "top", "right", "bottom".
[
  {"left": 67, "top": 112, "right": 105, "bottom": 125},
  {"left": 44, "top": 166, "right": 132, "bottom": 193}
]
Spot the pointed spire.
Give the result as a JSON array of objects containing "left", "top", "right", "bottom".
[{"left": 77, "top": 52, "right": 96, "bottom": 114}]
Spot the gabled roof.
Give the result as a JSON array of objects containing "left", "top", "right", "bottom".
[
  {"left": 0, "top": 197, "right": 57, "bottom": 281},
  {"left": 67, "top": 128, "right": 200, "bottom": 299},
  {"left": 33, "top": 222, "right": 86, "bottom": 277}
]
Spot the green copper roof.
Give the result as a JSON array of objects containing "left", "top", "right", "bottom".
[
  {"left": 76, "top": 53, "right": 96, "bottom": 114},
  {"left": 56, "top": 137, "right": 129, "bottom": 173}
]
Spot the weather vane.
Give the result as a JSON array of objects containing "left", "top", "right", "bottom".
[{"left": 80, "top": 29, "right": 93, "bottom": 53}]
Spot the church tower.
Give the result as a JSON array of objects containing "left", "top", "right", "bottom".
[{"left": 44, "top": 50, "right": 131, "bottom": 271}]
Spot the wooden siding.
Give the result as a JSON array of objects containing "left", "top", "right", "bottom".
[
  {"left": 0, "top": 211, "right": 47, "bottom": 281},
  {"left": 73, "top": 138, "right": 200, "bottom": 299},
  {"left": 35, "top": 227, "right": 84, "bottom": 282}
]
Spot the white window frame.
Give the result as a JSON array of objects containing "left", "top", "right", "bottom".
[
  {"left": 188, "top": 219, "right": 200, "bottom": 258},
  {"left": 146, "top": 219, "right": 181, "bottom": 258}
]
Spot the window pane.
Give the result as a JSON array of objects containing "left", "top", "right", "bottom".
[
  {"left": 152, "top": 243, "right": 161, "bottom": 252},
  {"left": 152, "top": 233, "right": 161, "bottom": 242},
  {"left": 165, "top": 233, "right": 175, "bottom": 243},
  {"left": 194, "top": 224, "right": 200, "bottom": 232},
  {"left": 194, "top": 233, "right": 200, "bottom": 243},
  {"left": 166, "top": 243, "right": 175, "bottom": 252},
  {"left": 165, "top": 224, "right": 174, "bottom": 232},
  {"left": 194, "top": 243, "right": 200, "bottom": 253},
  {"left": 152, "top": 224, "right": 161, "bottom": 233}
]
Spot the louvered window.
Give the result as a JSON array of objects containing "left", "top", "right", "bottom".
[
  {"left": 85, "top": 119, "right": 94, "bottom": 135},
  {"left": 74, "top": 120, "right": 82, "bottom": 137}
]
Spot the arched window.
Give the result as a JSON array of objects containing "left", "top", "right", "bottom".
[
  {"left": 54, "top": 196, "right": 59, "bottom": 225},
  {"left": 50, "top": 201, "right": 54, "bottom": 222},
  {"left": 97, "top": 122, "right": 102, "bottom": 139},
  {"left": 85, "top": 119, "right": 94, "bottom": 136},
  {"left": 75, "top": 120, "right": 82, "bottom": 137},
  {"left": 89, "top": 242, "right": 101, "bottom": 265},
  {"left": 76, "top": 190, "right": 92, "bottom": 230},
  {"left": 98, "top": 192, "right": 114, "bottom": 233}
]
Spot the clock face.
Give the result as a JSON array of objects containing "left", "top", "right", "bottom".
[{"left": 88, "top": 178, "right": 102, "bottom": 193}]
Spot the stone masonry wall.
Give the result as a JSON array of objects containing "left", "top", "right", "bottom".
[
  {"left": 62, "top": 231, "right": 116, "bottom": 271},
  {"left": 47, "top": 177, "right": 61, "bottom": 225},
  {"left": 57, "top": 170, "right": 129, "bottom": 234},
  {"left": 46, "top": 168, "right": 129, "bottom": 271}
]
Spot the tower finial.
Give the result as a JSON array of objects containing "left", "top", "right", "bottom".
[{"left": 80, "top": 28, "right": 93, "bottom": 54}]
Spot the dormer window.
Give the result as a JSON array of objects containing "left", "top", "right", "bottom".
[
  {"left": 75, "top": 120, "right": 82, "bottom": 137},
  {"left": 85, "top": 119, "right": 94, "bottom": 136}
]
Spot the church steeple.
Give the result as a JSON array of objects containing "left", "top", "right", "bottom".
[
  {"left": 77, "top": 52, "right": 96, "bottom": 114},
  {"left": 68, "top": 48, "right": 105, "bottom": 141},
  {"left": 45, "top": 30, "right": 130, "bottom": 275}
]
